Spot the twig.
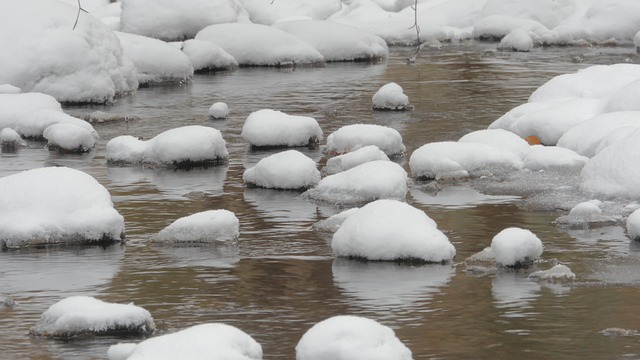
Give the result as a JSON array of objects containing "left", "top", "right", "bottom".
[
  {"left": 407, "top": 0, "right": 421, "bottom": 63},
  {"left": 72, "top": 0, "right": 88, "bottom": 30}
]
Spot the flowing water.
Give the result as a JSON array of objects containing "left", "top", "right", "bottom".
[{"left": 2, "top": 43, "right": 640, "bottom": 359}]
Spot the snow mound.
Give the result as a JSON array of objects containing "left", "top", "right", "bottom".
[
  {"left": 108, "top": 323, "right": 262, "bottom": 360},
  {"left": 241, "top": 109, "right": 323, "bottom": 148},
  {"left": 195, "top": 23, "right": 325, "bottom": 67},
  {"left": 43, "top": 123, "right": 97, "bottom": 153},
  {"left": 553, "top": 1, "right": 640, "bottom": 44},
  {"left": 120, "top": 0, "right": 248, "bottom": 41},
  {"left": 529, "top": 264, "right": 576, "bottom": 281},
  {"left": 409, "top": 141, "right": 523, "bottom": 180},
  {"left": 0, "top": 84, "right": 21, "bottom": 94},
  {"left": 323, "top": 145, "right": 389, "bottom": 175},
  {"left": 458, "top": 128, "right": 532, "bottom": 159},
  {"left": 554, "top": 200, "right": 619, "bottom": 229},
  {"left": 626, "top": 208, "right": 640, "bottom": 240},
  {"left": 295, "top": 315, "right": 412, "bottom": 360},
  {"left": 332, "top": 199, "right": 455, "bottom": 263},
  {"left": 182, "top": 39, "right": 238, "bottom": 72},
  {"left": 242, "top": 0, "right": 341, "bottom": 25},
  {"left": 209, "top": 102, "right": 229, "bottom": 119},
  {"left": 116, "top": 32, "right": 194, "bottom": 85},
  {"left": 523, "top": 145, "right": 588, "bottom": 171},
  {"left": 154, "top": 210, "right": 239, "bottom": 243},
  {"left": 303, "top": 161, "right": 408, "bottom": 205},
  {"left": 244, "top": 150, "right": 320, "bottom": 190},
  {"left": 313, "top": 208, "right": 359, "bottom": 233},
  {"left": 0, "top": 0, "right": 137, "bottom": 103},
  {"left": 372, "top": 83, "right": 411, "bottom": 111},
  {"left": 273, "top": 20, "right": 388, "bottom": 62},
  {"left": 0, "top": 128, "right": 26, "bottom": 150},
  {"left": 498, "top": 28, "right": 534, "bottom": 52},
  {"left": 107, "top": 125, "right": 228, "bottom": 168},
  {"left": 490, "top": 227, "right": 543, "bottom": 267},
  {"left": 30, "top": 296, "right": 154, "bottom": 339},
  {"left": 0, "top": 167, "right": 125, "bottom": 249},
  {"left": 605, "top": 79, "right": 640, "bottom": 112},
  {"left": 326, "top": 124, "right": 405, "bottom": 156}
]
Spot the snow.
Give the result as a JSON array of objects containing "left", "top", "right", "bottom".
[
  {"left": 332, "top": 199, "right": 455, "bottom": 263},
  {"left": 497, "top": 28, "right": 534, "bottom": 51},
  {"left": 523, "top": 145, "right": 588, "bottom": 171},
  {"left": 323, "top": 145, "right": 390, "bottom": 175},
  {"left": 303, "top": 161, "right": 408, "bottom": 205},
  {"left": 209, "top": 102, "right": 230, "bottom": 119},
  {"left": 43, "top": 123, "right": 97, "bottom": 153},
  {"left": 325, "top": 124, "right": 405, "bottom": 156},
  {"left": 108, "top": 323, "right": 262, "bottom": 360},
  {"left": 120, "top": 0, "right": 248, "bottom": 41},
  {"left": 372, "top": 83, "right": 411, "bottom": 111},
  {"left": 313, "top": 208, "right": 360, "bottom": 233},
  {"left": 195, "top": 23, "right": 325, "bottom": 67},
  {"left": 626, "top": 208, "right": 640, "bottom": 240},
  {"left": 295, "top": 315, "right": 412, "bottom": 360},
  {"left": 529, "top": 264, "right": 576, "bottom": 281},
  {"left": 243, "top": 150, "right": 320, "bottom": 190},
  {"left": 30, "top": 296, "right": 154, "bottom": 338},
  {"left": 0, "top": 167, "right": 125, "bottom": 249},
  {"left": 115, "top": 32, "right": 194, "bottom": 85},
  {"left": 0, "top": 84, "right": 21, "bottom": 94},
  {"left": 458, "top": 129, "right": 532, "bottom": 159},
  {"left": 155, "top": 210, "right": 240, "bottom": 243},
  {"left": 636, "top": 30, "right": 640, "bottom": 50},
  {"left": 569, "top": 201, "right": 603, "bottom": 218},
  {"left": 241, "top": 0, "right": 341, "bottom": 25},
  {"left": 605, "top": 79, "right": 640, "bottom": 112},
  {"left": 241, "top": 109, "right": 323, "bottom": 148},
  {"left": 490, "top": 227, "right": 544, "bottom": 267},
  {"left": 0, "top": 0, "right": 137, "bottom": 103},
  {"left": 182, "top": 39, "right": 238, "bottom": 72},
  {"left": 0, "top": 128, "right": 26, "bottom": 149},
  {"left": 409, "top": 141, "right": 523, "bottom": 180},
  {"left": 107, "top": 125, "right": 228, "bottom": 168},
  {"left": 273, "top": 20, "right": 388, "bottom": 62},
  {"left": 554, "top": 200, "right": 618, "bottom": 229}
]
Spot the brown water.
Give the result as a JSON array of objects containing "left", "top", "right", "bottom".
[{"left": 2, "top": 43, "right": 640, "bottom": 359}]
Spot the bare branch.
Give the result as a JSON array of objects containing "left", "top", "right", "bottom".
[
  {"left": 407, "top": 0, "right": 421, "bottom": 63},
  {"left": 72, "top": 0, "right": 88, "bottom": 30}
]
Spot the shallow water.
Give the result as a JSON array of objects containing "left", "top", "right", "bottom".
[{"left": 2, "top": 43, "right": 640, "bottom": 359}]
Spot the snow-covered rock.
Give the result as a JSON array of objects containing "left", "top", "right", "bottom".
[
  {"left": 241, "top": 0, "right": 341, "bottom": 25},
  {"left": 372, "top": 83, "right": 411, "bottom": 111},
  {"left": 458, "top": 128, "right": 532, "bottom": 159},
  {"left": 241, "top": 109, "right": 323, "bottom": 148},
  {"left": 529, "top": 264, "right": 575, "bottom": 281},
  {"left": 554, "top": 200, "right": 619, "bottom": 229},
  {"left": 626, "top": 208, "right": 640, "bottom": 240},
  {"left": 409, "top": 141, "right": 523, "bottom": 180},
  {"left": 195, "top": 23, "right": 325, "bottom": 66},
  {"left": 43, "top": 123, "right": 97, "bottom": 153},
  {"left": 523, "top": 145, "right": 588, "bottom": 171},
  {"left": 107, "top": 125, "right": 228, "bottom": 168},
  {"left": 295, "top": 315, "right": 412, "bottom": 360},
  {"left": 332, "top": 199, "right": 455, "bottom": 263},
  {"left": 182, "top": 39, "right": 238, "bottom": 72},
  {"left": 120, "top": 0, "right": 248, "bottom": 41},
  {"left": 498, "top": 28, "right": 534, "bottom": 51},
  {"left": 303, "top": 161, "right": 407, "bottom": 205},
  {"left": 29, "top": 296, "right": 154, "bottom": 338},
  {"left": 107, "top": 323, "right": 262, "bottom": 360},
  {"left": 243, "top": 150, "right": 320, "bottom": 190},
  {"left": 208, "top": 102, "right": 229, "bottom": 119},
  {"left": 323, "top": 145, "right": 389, "bottom": 175},
  {"left": 325, "top": 124, "right": 405, "bottom": 156},
  {"left": 0, "top": 128, "right": 26, "bottom": 150},
  {"left": 0, "top": 0, "right": 137, "bottom": 103},
  {"left": 116, "top": 32, "right": 194, "bottom": 85},
  {"left": 0, "top": 84, "right": 21, "bottom": 94},
  {"left": 313, "top": 208, "right": 359, "bottom": 233},
  {"left": 490, "top": 227, "right": 543, "bottom": 267},
  {"left": 0, "top": 167, "right": 125, "bottom": 249},
  {"left": 154, "top": 210, "right": 239, "bottom": 243},
  {"left": 273, "top": 20, "right": 388, "bottom": 62}
]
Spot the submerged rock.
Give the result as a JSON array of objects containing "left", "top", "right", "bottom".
[
  {"left": 83, "top": 111, "right": 140, "bottom": 124},
  {"left": 529, "top": 264, "right": 575, "bottom": 281},
  {"left": 1, "top": 293, "right": 16, "bottom": 307}
]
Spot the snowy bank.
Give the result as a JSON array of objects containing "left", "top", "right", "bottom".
[
  {"left": 108, "top": 323, "right": 262, "bottom": 360},
  {"left": 30, "top": 296, "right": 154, "bottom": 339},
  {"left": 325, "top": 124, "right": 405, "bottom": 156},
  {"left": 107, "top": 125, "right": 228, "bottom": 168},
  {"left": 241, "top": 109, "right": 323, "bottom": 148},
  {"left": 0, "top": 167, "right": 125, "bottom": 249},
  {"left": 296, "top": 315, "right": 412, "bottom": 360},
  {"left": 243, "top": 150, "right": 321, "bottom": 190},
  {"left": 332, "top": 200, "right": 455, "bottom": 263},
  {"left": 0, "top": 0, "right": 137, "bottom": 103},
  {"left": 154, "top": 210, "right": 239, "bottom": 243}
]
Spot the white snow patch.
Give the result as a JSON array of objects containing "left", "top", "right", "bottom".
[
  {"left": 458, "top": 128, "right": 532, "bottom": 159},
  {"left": 243, "top": 150, "right": 320, "bottom": 190},
  {"left": 43, "top": 123, "right": 97, "bottom": 153},
  {"left": 295, "top": 315, "right": 412, "bottom": 360},
  {"left": 372, "top": 82, "right": 411, "bottom": 111},
  {"left": 491, "top": 227, "right": 543, "bottom": 267},
  {"left": 155, "top": 210, "right": 239, "bottom": 243},
  {"left": 182, "top": 39, "right": 238, "bottom": 72},
  {"left": 326, "top": 124, "right": 405, "bottom": 156},
  {"left": 323, "top": 145, "right": 389, "bottom": 175},
  {"left": 523, "top": 145, "right": 588, "bottom": 171},
  {"left": 209, "top": 102, "right": 230, "bottom": 119},
  {"left": 241, "top": 0, "right": 341, "bottom": 25},
  {"left": 332, "top": 199, "right": 455, "bottom": 263},
  {"left": 241, "top": 109, "right": 323, "bottom": 148}
]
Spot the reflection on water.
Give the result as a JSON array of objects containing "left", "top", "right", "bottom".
[{"left": 2, "top": 44, "right": 640, "bottom": 359}]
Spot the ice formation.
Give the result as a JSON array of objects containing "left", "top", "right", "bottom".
[
  {"left": 372, "top": 83, "right": 411, "bottom": 111},
  {"left": 30, "top": 296, "right": 155, "bottom": 338},
  {"left": 332, "top": 199, "right": 455, "bottom": 263},
  {"left": 154, "top": 210, "right": 240, "bottom": 243},
  {"left": 106, "top": 125, "right": 228, "bottom": 168},
  {"left": 296, "top": 315, "right": 412, "bottom": 360},
  {"left": 529, "top": 264, "right": 576, "bottom": 281},
  {"left": 243, "top": 150, "right": 320, "bottom": 190},
  {"left": 107, "top": 323, "right": 262, "bottom": 360},
  {"left": 325, "top": 124, "right": 405, "bottom": 156},
  {"left": 303, "top": 161, "right": 408, "bottom": 205},
  {"left": 323, "top": 145, "right": 389, "bottom": 175},
  {"left": 626, "top": 208, "right": 640, "bottom": 241},
  {"left": 490, "top": 227, "right": 543, "bottom": 267},
  {"left": 0, "top": 167, "right": 125, "bottom": 249},
  {"left": 208, "top": 102, "right": 230, "bottom": 119},
  {"left": 43, "top": 123, "right": 97, "bottom": 153},
  {"left": 241, "top": 109, "right": 323, "bottom": 148},
  {"left": 182, "top": 39, "right": 237, "bottom": 72}
]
